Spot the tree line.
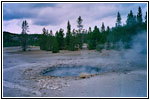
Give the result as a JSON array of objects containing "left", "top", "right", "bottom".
[
  {"left": 20, "top": 6, "right": 147, "bottom": 52},
  {"left": 3, "top": 31, "right": 40, "bottom": 47}
]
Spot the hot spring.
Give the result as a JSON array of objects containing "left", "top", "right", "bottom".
[{"left": 41, "top": 65, "right": 104, "bottom": 77}]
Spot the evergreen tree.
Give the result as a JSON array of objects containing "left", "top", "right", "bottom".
[
  {"left": 137, "top": 6, "right": 142, "bottom": 24},
  {"left": 116, "top": 12, "right": 121, "bottom": 27},
  {"left": 56, "top": 29, "right": 64, "bottom": 50},
  {"left": 72, "top": 29, "right": 77, "bottom": 49},
  {"left": 100, "top": 23, "right": 107, "bottom": 45},
  {"left": 126, "top": 10, "right": 136, "bottom": 25},
  {"left": 88, "top": 27, "right": 92, "bottom": 33},
  {"left": 77, "top": 16, "right": 83, "bottom": 49},
  {"left": 66, "top": 21, "right": 71, "bottom": 49},
  {"left": 88, "top": 27, "right": 92, "bottom": 42},
  {"left": 52, "top": 37, "right": 59, "bottom": 53},
  {"left": 69, "top": 35, "right": 75, "bottom": 51},
  {"left": 50, "top": 30, "right": 53, "bottom": 35},
  {"left": 93, "top": 26, "right": 100, "bottom": 44},
  {"left": 77, "top": 33, "right": 83, "bottom": 49},
  {"left": 45, "top": 30, "right": 53, "bottom": 51},
  {"left": 87, "top": 27, "right": 93, "bottom": 50},
  {"left": 21, "top": 20, "right": 29, "bottom": 51},
  {"left": 40, "top": 27, "right": 49, "bottom": 50},
  {"left": 77, "top": 16, "right": 83, "bottom": 33},
  {"left": 106, "top": 26, "right": 111, "bottom": 50},
  {"left": 88, "top": 26, "right": 100, "bottom": 50},
  {"left": 101, "top": 22, "right": 105, "bottom": 32},
  {"left": 68, "top": 29, "right": 77, "bottom": 51},
  {"left": 106, "top": 26, "right": 110, "bottom": 32}
]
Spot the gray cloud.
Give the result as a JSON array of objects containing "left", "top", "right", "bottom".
[
  {"left": 3, "top": 3, "right": 147, "bottom": 34},
  {"left": 3, "top": 3, "right": 56, "bottom": 20},
  {"left": 3, "top": 3, "right": 147, "bottom": 24}
]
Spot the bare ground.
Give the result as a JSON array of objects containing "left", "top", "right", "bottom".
[{"left": 3, "top": 46, "right": 147, "bottom": 97}]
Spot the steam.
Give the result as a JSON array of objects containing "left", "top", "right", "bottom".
[
  {"left": 123, "top": 31, "right": 147, "bottom": 68},
  {"left": 49, "top": 31, "right": 147, "bottom": 71}
]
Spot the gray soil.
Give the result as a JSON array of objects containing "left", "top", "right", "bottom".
[{"left": 3, "top": 46, "right": 147, "bottom": 97}]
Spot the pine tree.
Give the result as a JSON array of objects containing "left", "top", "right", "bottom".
[
  {"left": 88, "top": 27, "right": 92, "bottom": 33},
  {"left": 40, "top": 27, "right": 48, "bottom": 50},
  {"left": 106, "top": 26, "right": 110, "bottom": 32},
  {"left": 87, "top": 27, "right": 94, "bottom": 50},
  {"left": 101, "top": 23, "right": 107, "bottom": 45},
  {"left": 50, "top": 30, "right": 53, "bottom": 35},
  {"left": 45, "top": 30, "right": 53, "bottom": 51},
  {"left": 116, "top": 12, "right": 121, "bottom": 27},
  {"left": 87, "top": 26, "right": 100, "bottom": 50},
  {"left": 69, "top": 35, "right": 75, "bottom": 51},
  {"left": 56, "top": 29, "right": 64, "bottom": 50},
  {"left": 66, "top": 21, "right": 71, "bottom": 49},
  {"left": 21, "top": 20, "right": 29, "bottom": 51},
  {"left": 106, "top": 26, "right": 111, "bottom": 50},
  {"left": 77, "top": 16, "right": 83, "bottom": 33},
  {"left": 101, "top": 22, "right": 105, "bottom": 32},
  {"left": 68, "top": 29, "right": 77, "bottom": 51},
  {"left": 137, "top": 6, "right": 142, "bottom": 24},
  {"left": 77, "top": 16, "right": 83, "bottom": 49},
  {"left": 93, "top": 26, "right": 100, "bottom": 44},
  {"left": 77, "top": 33, "right": 83, "bottom": 49},
  {"left": 52, "top": 37, "right": 59, "bottom": 53},
  {"left": 126, "top": 10, "right": 136, "bottom": 25}
]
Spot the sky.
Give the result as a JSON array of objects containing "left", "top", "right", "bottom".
[{"left": 3, "top": 2, "right": 147, "bottom": 34}]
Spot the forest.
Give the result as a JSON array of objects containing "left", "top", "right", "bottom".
[{"left": 3, "top": 6, "right": 147, "bottom": 53}]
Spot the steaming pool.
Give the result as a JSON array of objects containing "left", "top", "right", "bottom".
[{"left": 41, "top": 65, "right": 104, "bottom": 77}]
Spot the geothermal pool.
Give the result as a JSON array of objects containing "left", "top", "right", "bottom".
[{"left": 41, "top": 66, "right": 104, "bottom": 77}]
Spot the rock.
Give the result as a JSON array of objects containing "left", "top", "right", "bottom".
[{"left": 79, "top": 73, "right": 91, "bottom": 78}]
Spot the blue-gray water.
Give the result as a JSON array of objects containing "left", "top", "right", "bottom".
[{"left": 42, "top": 66, "right": 103, "bottom": 77}]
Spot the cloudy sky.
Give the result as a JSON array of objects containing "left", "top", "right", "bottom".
[{"left": 3, "top": 2, "right": 147, "bottom": 34}]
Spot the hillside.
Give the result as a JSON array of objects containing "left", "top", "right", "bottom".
[{"left": 3, "top": 31, "right": 41, "bottom": 47}]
